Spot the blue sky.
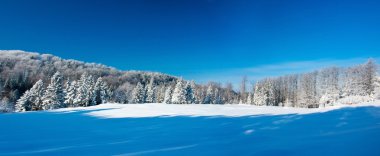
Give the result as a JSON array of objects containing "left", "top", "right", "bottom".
[{"left": 0, "top": 0, "right": 379, "bottom": 86}]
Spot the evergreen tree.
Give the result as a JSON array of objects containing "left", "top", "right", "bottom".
[
  {"left": 29, "top": 79, "right": 45, "bottom": 110},
  {"left": 65, "top": 80, "right": 77, "bottom": 107},
  {"left": 266, "top": 79, "right": 276, "bottom": 106},
  {"left": 15, "top": 90, "right": 32, "bottom": 112},
  {"left": 74, "top": 73, "right": 89, "bottom": 106},
  {"left": 185, "top": 81, "right": 195, "bottom": 104},
  {"left": 15, "top": 80, "right": 44, "bottom": 112},
  {"left": 101, "top": 79, "right": 111, "bottom": 103},
  {"left": 171, "top": 78, "right": 187, "bottom": 104},
  {"left": 41, "top": 72, "right": 65, "bottom": 110},
  {"left": 93, "top": 77, "right": 110, "bottom": 104},
  {"left": 93, "top": 77, "right": 103, "bottom": 105},
  {"left": 85, "top": 75, "right": 96, "bottom": 106},
  {"left": 253, "top": 82, "right": 266, "bottom": 106},
  {"left": 163, "top": 86, "right": 173, "bottom": 104},
  {"left": 74, "top": 73, "right": 96, "bottom": 107},
  {"left": 145, "top": 78, "right": 156, "bottom": 103},
  {"left": 131, "top": 82, "right": 145, "bottom": 103}
]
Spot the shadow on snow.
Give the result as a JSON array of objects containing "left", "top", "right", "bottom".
[{"left": 1, "top": 107, "right": 380, "bottom": 156}]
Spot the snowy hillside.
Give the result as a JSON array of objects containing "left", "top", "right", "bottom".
[{"left": 1, "top": 103, "right": 380, "bottom": 155}]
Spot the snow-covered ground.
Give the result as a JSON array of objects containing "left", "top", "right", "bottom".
[
  {"left": 1, "top": 103, "right": 380, "bottom": 155},
  {"left": 53, "top": 102, "right": 380, "bottom": 118}
]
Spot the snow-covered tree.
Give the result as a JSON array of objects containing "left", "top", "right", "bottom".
[
  {"left": 213, "top": 88, "right": 223, "bottom": 104},
  {"left": 362, "top": 59, "right": 377, "bottom": 96},
  {"left": 203, "top": 84, "right": 214, "bottom": 104},
  {"left": 224, "top": 82, "right": 235, "bottom": 104},
  {"left": 374, "top": 76, "right": 380, "bottom": 100},
  {"left": 73, "top": 73, "right": 96, "bottom": 107},
  {"left": 74, "top": 73, "right": 89, "bottom": 106},
  {"left": 93, "top": 77, "right": 110, "bottom": 105},
  {"left": 131, "top": 82, "right": 145, "bottom": 104},
  {"left": 65, "top": 81, "right": 77, "bottom": 107},
  {"left": 317, "top": 67, "right": 340, "bottom": 107},
  {"left": 253, "top": 82, "right": 266, "bottom": 106},
  {"left": 145, "top": 78, "right": 156, "bottom": 103},
  {"left": 247, "top": 92, "right": 253, "bottom": 104},
  {"left": 163, "top": 86, "right": 173, "bottom": 104},
  {"left": 85, "top": 76, "right": 96, "bottom": 106},
  {"left": 41, "top": 72, "right": 65, "bottom": 110},
  {"left": 171, "top": 79, "right": 187, "bottom": 104},
  {"left": 185, "top": 81, "right": 195, "bottom": 104},
  {"left": 15, "top": 80, "right": 44, "bottom": 112},
  {"left": 342, "top": 66, "right": 363, "bottom": 97},
  {"left": 298, "top": 72, "right": 318, "bottom": 108},
  {"left": 0, "top": 97, "right": 13, "bottom": 113},
  {"left": 15, "top": 90, "right": 32, "bottom": 112},
  {"left": 240, "top": 76, "right": 247, "bottom": 104},
  {"left": 156, "top": 86, "right": 166, "bottom": 103},
  {"left": 266, "top": 79, "right": 276, "bottom": 106},
  {"left": 29, "top": 80, "right": 45, "bottom": 110}
]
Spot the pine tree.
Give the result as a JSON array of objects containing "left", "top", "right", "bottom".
[
  {"left": 266, "top": 79, "right": 276, "bottom": 106},
  {"left": 163, "top": 86, "right": 173, "bottom": 104},
  {"left": 101, "top": 79, "right": 110, "bottom": 103},
  {"left": 85, "top": 75, "right": 96, "bottom": 106},
  {"left": 74, "top": 73, "right": 96, "bottom": 107},
  {"left": 15, "top": 90, "right": 32, "bottom": 112},
  {"left": 171, "top": 78, "right": 187, "bottom": 104},
  {"left": 145, "top": 78, "right": 156, "bottom": 103},
  {"left": 29, "top": 79, "right": 45, "bottom": 110},
  {"left": 74, "top": 73, "right": 88, "bottom": 106},
  {"left": 65, "top": 80, "right": 77, "bottom": 107},
  {"left": 185, "top": 81, "right": 195, "bottom": 104},
  {"left": 93, "top": 77, "right": 110, "bottom": 104},
  {"left": 93, "top": 77, "right": 104, "bottom": 105},
  {"left": 41, "top": 72, "right": 65, "bottom": 110},
  {"left": 253, "top": 82, "right": 266, "bottom": 106},
  {"left": 15, "top": 79, "right": 45, "bottom": 112},
  {"left": 131, "top": 82, "right": 145, "bottom": 103}
]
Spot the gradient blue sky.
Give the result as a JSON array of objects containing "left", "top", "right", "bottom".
[{"left": 0, "top": 0, "right": 379, "bottom": 85}]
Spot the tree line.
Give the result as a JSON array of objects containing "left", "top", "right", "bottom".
[
  {"left": 242, "top": 59, "right": 379, "bottom": 108},
  {"left": 15, "top": 72, "right": 110, "bottom": 112},
  {"left": 0, "top": 51, "right": 379, "bottom": 112}
]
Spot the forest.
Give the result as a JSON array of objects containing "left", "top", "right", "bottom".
[{"left": 0, "top": 50, "right": 379, "bottom": 112}]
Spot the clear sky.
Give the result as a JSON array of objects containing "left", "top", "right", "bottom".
[{"left": 0, "top": 0, "right": 379, "bottom": 86}]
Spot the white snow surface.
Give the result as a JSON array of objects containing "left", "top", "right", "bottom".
[{"left": 53, "top": 102, "right": 380, "bottom": 118}]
